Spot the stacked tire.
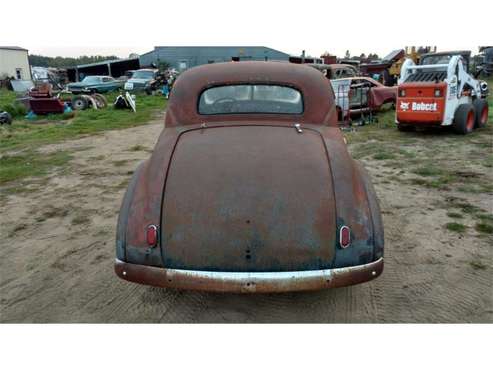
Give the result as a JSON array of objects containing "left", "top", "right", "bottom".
[{"left": 71, "top": 94, "right": 108, "bottom": 110}]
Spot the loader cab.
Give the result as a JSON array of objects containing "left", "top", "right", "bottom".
[{"left": 420, "top": 51, "right": 471, "bottom": 72}]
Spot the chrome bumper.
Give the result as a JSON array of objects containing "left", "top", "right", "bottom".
[{"left": 115, "top": 257, "right": 383, "bottom": 293}]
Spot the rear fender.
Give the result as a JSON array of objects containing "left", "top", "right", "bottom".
[
  {"left": 122, "top": 127, "right": 184, "bottom": 267},
  {"left": 115, "top": 161, "right": 145, "bottom": 261},
  {"left": 319, "top": 127, "right": 377, "bottom": 267},
  {"left": 354, "top": 161, "right": 384, "bottom": 259}
]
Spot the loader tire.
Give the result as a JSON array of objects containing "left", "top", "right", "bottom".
[
  {"left": 473, "top": 99, "right": 488, "bottom": 128},
  {"left": 453, "top": 103, "right": 475, "bottom": 135}
]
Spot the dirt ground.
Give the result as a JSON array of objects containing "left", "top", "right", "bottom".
[{"left": 1, "top": 117, "right": 492, "bottom": 323}]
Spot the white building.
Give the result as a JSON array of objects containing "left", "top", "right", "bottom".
[{"left": 0, "top": 46, "right": 31, "bottom": 80}]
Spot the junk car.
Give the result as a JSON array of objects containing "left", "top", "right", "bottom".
[
  {"left": 115, "top": 61, "right": 384, "bottom": 293},
  {"left": 309, "top": 63, "right": 359, "bottom": 79},
  {"left": 66, "top": 75, "right": 123, "bottom": 94},
  {"left": 331, "top": 77, "right": 397, "bottom": 121},
  {"left": 124, "top": 68, "right": 159, "bottom": 92}
]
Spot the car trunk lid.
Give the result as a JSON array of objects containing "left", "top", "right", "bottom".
[{"left": 161, "top": 125, "right": 337, "bottom": 272}]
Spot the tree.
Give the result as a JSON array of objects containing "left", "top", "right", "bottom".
[{"left": 28, "top": 54, "right": 119, "bottom": 68}]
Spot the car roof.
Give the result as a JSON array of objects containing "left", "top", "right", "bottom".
[{"left": 165, "top": 61, "right": 336, "bottom": 127}]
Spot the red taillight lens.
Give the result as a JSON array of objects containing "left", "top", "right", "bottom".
[
  {"left": 146, "top": 225, "right": 158, "bottom": 247},
  {"left": 340, "top": 226, "right": 351, "bottom": 249}
]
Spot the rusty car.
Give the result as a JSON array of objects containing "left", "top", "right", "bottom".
[
  {"left": 309, "top": 63, "right": 359, "bottom": 79},
  {"left": 115, "top": 61, "right": 384, "bottom": 293},
  {"left": 331, "top": 77, "right": 397, "bottom": 121}
]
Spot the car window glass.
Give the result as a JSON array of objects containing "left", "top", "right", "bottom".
[
  {"left": 82, "top": 76, "right": 100, "bottom": 84},
  {"left": 132, "top": 70, "right": 155, "bottom": 79},
  {"left": 199, "top": 85, "right": 303, "bottom": 115},
  {"left": 340, "top": 69, "right": 353, "bottom": 78}
]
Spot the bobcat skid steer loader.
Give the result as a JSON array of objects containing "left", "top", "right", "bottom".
[{"left": 396, "top": 51, "right": 489, "bottom": 134}]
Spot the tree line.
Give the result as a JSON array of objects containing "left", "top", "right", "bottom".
[{"left": 28, "top": 55, "right": 120, "bottom": 68}]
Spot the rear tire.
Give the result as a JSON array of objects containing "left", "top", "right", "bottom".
[
  {"left": 453, "top": 103, "right": 475, "bottom": 135},
  {"left": 473, "top": 99, "right": 488, "bottom": 128}
]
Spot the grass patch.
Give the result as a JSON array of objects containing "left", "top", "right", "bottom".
[
  {"left": 413, "top": 165, "right": 444, "bottom": 177},
  {"left": 35, "top": 206, "right": 69, "bottom": 222},
  {"left": 475, "top": 223, "right": 493, "bottom": 234},
  {"left": 484, "top": 154, "right": 493, "bottom": 168},
  {"left": 71, "top": 214, "right": 91, "bottom": 225},
  {"left": 476, "top": 213, "right": 493, "bottom": 222},
  {"left": 444, "top": 197, "right": 484, "bottom": 214},
  {"left": 456, "top": 202, "right": 482, "bottom": 214},
  {"left": 0, "top": 90, "right": 164, "bottom": 185},
  {"left": 8, "top": 223, "right": 27, "bottom": 237},
  {"left": 128, "top": 144, "right": 147, "bottom": 152},
  {"left": 397, "top": 149, "right": 417, "bottom": 158},
  {"left": 0, "top": 150, "right": 73, "bottom": 184},
  {"left": 447, "top": 212, "right": 463, "bottom": 219},
  {"left": 445, "top": 222, "right": 467, "bottom": 233},
  {"left": 112, "top": 159, "right": 129, "bottom": 167},
  {"left": 469, "top": 261, "right": 487, "bottom": 270},
  {"left": 373, "top": 151, "right": 396, "bottom": 160},
  {"left": 0, "top": 90, "right": 166, "bottom": 152},
  {"left": 407, "top": 175, "right": 455, "bottom": 190},
  {"left": 0, "top": 89, "right": 18, "bottom": 107}
]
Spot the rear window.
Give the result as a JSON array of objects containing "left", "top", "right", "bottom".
[{"left": 199, "top": 84, "right": 303, "bottom": 115}]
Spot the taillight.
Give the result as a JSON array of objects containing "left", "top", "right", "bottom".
[
  {"left": 399, "top": 89, "right": 406, "bottom": 97},
  {"left": 434, "top": 88, "right": 442, "bottom": 97},
  {"left": 146, "top": 225, "right": 158, "bottom": 247},
  {"left": 339, "top": 226, "right": 351, "bottom": 249}
]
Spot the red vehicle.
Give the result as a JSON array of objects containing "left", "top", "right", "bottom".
[
  {"left": 115, "top": 61, "right": 384, "bottom": 293},
  {"left": 331, "top": 77, "right": 397, "bottom": 121}
]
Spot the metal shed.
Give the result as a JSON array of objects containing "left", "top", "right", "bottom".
[
  {"left": 66, "top": 57, "right": 140, "bottom": 82},
  {"left": 139, "top": 46, "right": 290, "bottom": 71}
]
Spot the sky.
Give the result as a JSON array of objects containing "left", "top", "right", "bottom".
[{"left": 2, "top": 0, "right": 492, "bottom": 59}]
